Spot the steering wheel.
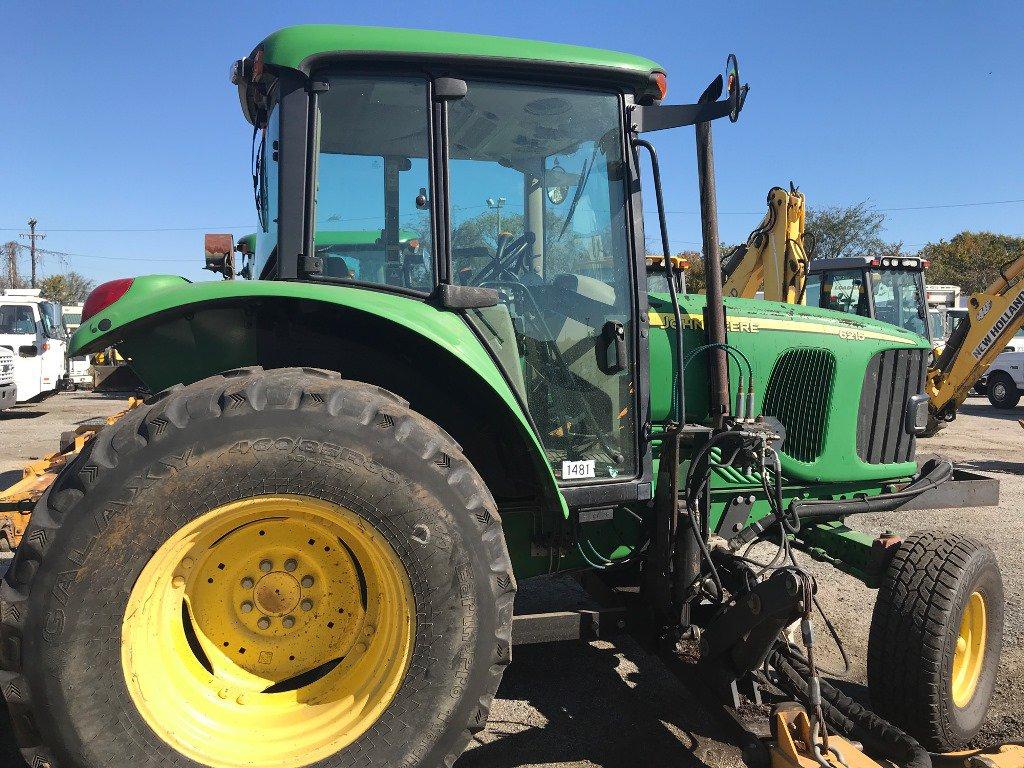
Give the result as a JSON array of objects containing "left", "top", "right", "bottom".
[{"left": 471, "top": 233, "right": 535, "bottom": 285}]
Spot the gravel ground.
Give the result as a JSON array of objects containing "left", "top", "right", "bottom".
[{"left": 0, "top": 391, "right": 1021, "bottom": 766}]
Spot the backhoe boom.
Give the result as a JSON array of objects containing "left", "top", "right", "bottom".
[
  {"left": 930, "top": 251, "right": 1024, "bottom": 420},
  {"left": 722, "top": 185, "right": 809, "bottom": 303}
]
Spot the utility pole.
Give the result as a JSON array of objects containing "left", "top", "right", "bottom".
[
  {"left": 486, "top": 196, "right": 506, "bottom": 239},
  {"left": 19, "top": 218, "right": 45, "bottom": 289}
]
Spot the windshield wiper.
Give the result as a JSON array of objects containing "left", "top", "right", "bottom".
[{"left": 558, "top": 145, "right": 600, "bottom": 239}]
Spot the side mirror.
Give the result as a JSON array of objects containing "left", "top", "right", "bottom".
[
  {"left": 18, "top": 344, "right": 38, "bottom": 358},
  {"left": 726, "top": 54, "right": 748, "bottom": 123},
  {"left": 204, "top": 234, "right": 235, "bottom": 279}
]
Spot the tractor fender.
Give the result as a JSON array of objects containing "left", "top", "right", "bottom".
[{"left": 71, "top": 275, "right": 566, "bottom": 522}]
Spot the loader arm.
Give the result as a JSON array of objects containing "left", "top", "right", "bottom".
[
  {"left": 722, "top": 185, "right": 809, "bottom": 303},
  {"left": 930, "top": 251, "right": 1024, "bottom": 419}
]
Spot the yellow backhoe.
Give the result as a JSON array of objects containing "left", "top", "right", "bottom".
[{"left": 721, "top": 184, "right": 810, "bottom": 304}]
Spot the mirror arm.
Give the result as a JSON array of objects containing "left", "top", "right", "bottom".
[{"left": 631, "top": 100, "right": 733, "bottom": 133}]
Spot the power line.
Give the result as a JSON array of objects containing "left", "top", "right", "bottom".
[
  {"left": 875, "top": 198, "right": 1024, "bottom": 212},
  {"left": 2, "top": 196, "right": 1022, "bottom": 234},
  {"left": 11, "top": 242, "right": 193, "bottom": 263},
  {"left": 0, "top": 225, "right": 254, "bottom": 232},
  {"left": 658, "top": 197, "right": 1024, "bottom": 216}
]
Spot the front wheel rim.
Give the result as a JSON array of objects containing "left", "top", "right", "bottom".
[
  {"left": 951, "top": 591, "right": 987, "bottom": 708},
  {"left": 122, "top": 495, "right": 415, "bottom": 768}
]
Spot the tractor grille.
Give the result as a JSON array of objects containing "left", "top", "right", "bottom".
[
  {"left": 857, "top": 348, "right": 929, "bottom": 465},
  {"left": 763, "top": 348, "right": 836, "bottom": 463},
  {"left": 0, "top": 355, "right": 13, "bottom": 386}
]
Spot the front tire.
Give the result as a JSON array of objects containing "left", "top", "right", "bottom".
[
  {"left": 867, "top": 532, "right": 1003, "bottom": 751},
  {"left": 987, "top": 372, "right": 1021, "bottom": 409},
  {"left": 1, "top": 368, "right": 515, "bottom": 768}
]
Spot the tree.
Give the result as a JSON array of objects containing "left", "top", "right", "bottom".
[
  {"left": 1, "top": 242, "right": 26, "bottom": 291},
  {"left": 38, "top": 272, "right": 96, "bottom": 304},
  {"left": 919, "top": 232, "right": 1024, "bottom": 295},
  {"left": 676, "top": 251, "right": 705, "bottom": 293},
  {"left": 805, "top": 201, "right": 886, "bottom": 262}
]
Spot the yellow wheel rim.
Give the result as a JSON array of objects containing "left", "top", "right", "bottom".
[
  {"left": 951, "top": 591, "right": 987, "bottom": 708},
  {"left": 122, "top": 495, "right": 415, "bottom": 768}
]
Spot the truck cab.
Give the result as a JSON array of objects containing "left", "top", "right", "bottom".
[
  {"left": 805, "top": 255, "right": 931, "bottom": 342},
  {"left": 0, "top": 289, "right": 68, "bottom": 401}
]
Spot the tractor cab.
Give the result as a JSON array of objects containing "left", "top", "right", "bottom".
[
  {"left": 805, "top": 255, "right": 932, "bottom": 342},
  {"left": 229, "top": 31, "right": 744, "bottom": 489}
]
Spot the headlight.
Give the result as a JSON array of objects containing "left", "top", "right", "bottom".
[{"left": 906, "top": 393, "right": 930, "bottom": 436}]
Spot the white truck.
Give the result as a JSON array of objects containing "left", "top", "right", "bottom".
[
  {"left": 978, "top": 333, "right": 1024, "bottom": 408},
  {"left": 62, "top": 304, "right": 91, "bottom": 388},
  {"left": 0, "top": 289, "right": 68, "bottom": 402},
  {"left": 925, "top": 283, "right": 962, "bottom": 348}
]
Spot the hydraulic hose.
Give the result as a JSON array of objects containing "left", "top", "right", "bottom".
[
  {"left": 772, "top": 647, "right": 931, "bottom": 768},
  {"left": 733, "top": 459, "right": 953, "bottom": 546},
  {"left": 634, "top": 138, "right": 686, "bottom": 425}
]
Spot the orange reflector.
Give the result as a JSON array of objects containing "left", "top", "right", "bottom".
[{"left": 654, "top": 72, "right": 668, "bottom": 100}]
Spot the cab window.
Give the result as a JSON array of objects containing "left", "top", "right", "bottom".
[
  {"left": 0, "top": 305, "right": 36, "bottom": 335},
  {"left": 312, "top": 76, "right": 433, "bottom": 293}
]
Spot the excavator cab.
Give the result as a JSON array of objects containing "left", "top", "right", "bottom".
[{"left": 805, "top": 255, "right": 932, "bottom": 342}]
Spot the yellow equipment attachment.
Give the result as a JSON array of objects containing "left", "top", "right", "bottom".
[
  {"left": 929, "top": 251, "right": 1024, "bottom": 421},
  {"left": 770, "top": 704, "right": 885, "bottom": 768},
  {"left": 723, "top": 185, "right": 810, "bottom": 303},
  {"left": 0, "top": 397, "right": 143, "bottom": 550},
  {"left": 646, "top": 254, "right": 691, "bottom": 272},
  {"left": 770, "top": 704, "right": 1024, "bottom": 768}
]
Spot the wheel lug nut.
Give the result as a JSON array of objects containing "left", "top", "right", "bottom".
[
  {"left": 301, "top": 575, "right": 314, "bottom": 588},
  {"left": 241, "top": 577, "right": 254, "bottom": 589},
  {"left": 172, "top": 576, "right": 186, "bottom": 589},
  {"left": 257, "top": 617, "right": 271, "bottom": 630},
  {"left": 301, "top": 599, "right": 313, "bottom": 612},
  {"left": 284, "top": 559, "right": 298, "bottom": 572},
  {"left": 282, "top": 616, "right": 296, "bottom": 629},
  {"left": 241, "top": 601, "right": 254, "bottom": 614},
  {"left": 259, "top": 560, "right": 273, "bottom": 573}
]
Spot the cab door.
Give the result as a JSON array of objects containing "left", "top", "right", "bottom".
[
  {"left": 442, "top": 79, "right": 648, "bottom": 503},
  {"left": 0, "top": 303, "right": 44, "bottom": 400},
  {"left": 37, "top": 302, "right": 67, "bottom": 393}
]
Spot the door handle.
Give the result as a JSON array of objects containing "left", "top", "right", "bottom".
[{"left": 598, "top": 320, "right": 626, "bottom": 374}]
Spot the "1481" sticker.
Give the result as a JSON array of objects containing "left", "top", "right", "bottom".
[{"left": 561, "top": 459, "right": 596, "bottom": 479}]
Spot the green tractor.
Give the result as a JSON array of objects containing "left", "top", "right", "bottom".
[{"left": 0, "top": 25, "right": 1006, "bottom": 768}]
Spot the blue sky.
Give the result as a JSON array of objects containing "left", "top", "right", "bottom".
[{"left": 2, "top": 1, "right": 1022, "bottom": 285}]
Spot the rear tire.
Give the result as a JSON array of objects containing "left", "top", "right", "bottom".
[
  {"left": 986, "top": 372, "right": 1021, "bottom": 409},
  {"left": 1, "top": 367, "right": 515, "bottom": 768},
  {"left": 867, "top": 532, "right": 1003, "bottom": 751}
]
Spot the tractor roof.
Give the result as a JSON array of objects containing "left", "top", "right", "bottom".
[
  {"left": 255, "top": 25, "right": 664, "bottom": 80},
  {"left": 808, "top": 255, "right": 927, "bottom": 272}
]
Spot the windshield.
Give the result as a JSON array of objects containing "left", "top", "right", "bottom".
[
  {"left": 928, "top": 309, "right": 944, "bottom": 341},
  {"left": 450, "top": 82, "right": 636, "bottom": 481},
  {"left": 0, "top": 305, "right": 36, "bottom": 335},
  {"left": 871, "top": 269, "right": 927, "bottom": 338},
  {"left": 812, "top": 269, "right": 870, "bottom": 317}
]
